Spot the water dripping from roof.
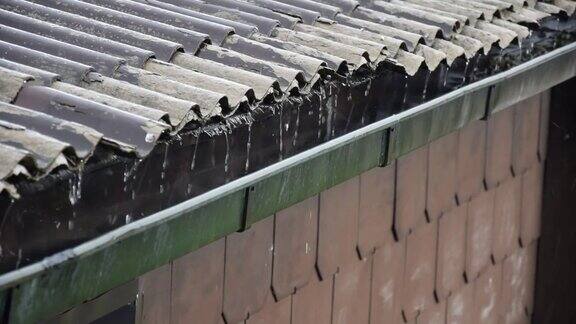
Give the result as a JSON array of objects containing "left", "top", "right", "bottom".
[
  {"left": 245, "top": 121, "right": 252, "bottom": 172},
  {"left": 461, "top": 60, "right": 470, "bottom": 87},
  {"left": 15, "top": 249, "right": 22, "bottom": 269},
  {"left": 443, "top": 66, "right": 450, "bottom": 88},
  {"left": 401, "top": 75, "right": 409, "bottom": 106},
  {"left": 125, "top": 214, "right": 132, "bottom": 224},
  {"left": 495, "top": 48, "right": 504, "bottom": 73},
  {"left": 279, "top": 106, "right": 284, "bottom": 161},
  {"left": 224, "top": 131, "right": 230, "bottom": 174},
  {"left": 68, "top": 166, "right": 83, "bottom": 206},
  {"left": 68, "top": 220, "right": 74, "bottom": 230},
  {"left": 422, "top": 71, "right": 431, "bottom": 100},
  {"left": 472, "top": 58, "right": 480, "bottom": 83},
  {"left": 293, "top": 104, "right": 300, "bottom": 149},
  {"left": 160, "top": 143, "right": 168, "bottom": 181},
  {"left": 365, "top": 78, "right": 372, "bottom": 97},
  {"left": 528, "top": 32, "right": 535, "bottom": 58},
  {"left": 123, "top": 158, "right": 143, "bottom": 194},
  {"left": 328, "top": 85, "right": 336, "bottom": 139},
  {"left": 317, "top": 100, "right": 323, "bottom": 141},
  {"left": 190, "top": 133, "right": 200, "bottom": 171}
]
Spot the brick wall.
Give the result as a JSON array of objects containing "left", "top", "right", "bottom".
[{"left": 135, "top": 91, "right": 549, "bottom": 324}]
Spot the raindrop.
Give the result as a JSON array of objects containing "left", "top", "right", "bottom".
[
  {"left": 145, "top": 133, "right": 156, "bottom": 143},
  {"left": 364, "top": 78, "right": 372, "bottom": 96},
  {"left": 245, "top": 122, "right": 252, "bottom": 172},
  {"left": 422, "top": 72, "right": 431, "bottom": 100},
  {"left": 401, "top": 75, "right": 409, "bottom": 106},
  {"left": 161, "top": 144, "right": 169, "bottom": 170},
  {"left": 190, "top": 134, "right": 200, "bottom": 171},
  {"left": 15, "top": 249, "right": 22, "bottom": 269},
  {"left": 279, "top": 108, "right": 284, "bottom": 160},
  {"left": 224, "top": 132, "right": 230, "bottom": 173},
  {"left": 461, "top": 60, "right": 470, "bottom": 87},
  {"left": 68, "top": 169, "right": 82, "bottom": 206},
  {"left": 293, "top": 105, "right": 300, "bottom": 148},
  {"left": 68, "top": 220, "right": 74, "bottom": 230},
  {"left": 125, "top": 214, "right": 132, "bottom": 224}
]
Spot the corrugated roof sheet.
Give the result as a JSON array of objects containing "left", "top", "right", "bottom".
[{"left": 0, "top": 0, "right": 572, "bottom": 198}]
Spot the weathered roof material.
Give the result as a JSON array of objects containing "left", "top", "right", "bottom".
[{"left": 0, "top": 0, "right": 570, "bottom": 199}]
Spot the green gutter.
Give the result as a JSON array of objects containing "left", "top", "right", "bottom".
[{"left": 1, "top": 42, "right": 575, "bottom": 323}]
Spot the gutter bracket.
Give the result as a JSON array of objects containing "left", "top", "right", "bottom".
[
  {"left": 380, "top": 127, "right": 395, "bottom": 167},
  {"left": 241, "top": 186, "right": 254, "bottom": 232}
]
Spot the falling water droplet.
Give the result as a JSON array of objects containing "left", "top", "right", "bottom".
[
  {"left": 422, "top": 72, "right": 431, "bottom": 100},
  {"left": 279, "top": 107, "right": 284, "bottom": 160},
  {"left": 68, "top": 220, "right": 74, "bottom": 230},
  {"left": 223, "top": 132, "right": 230, "bottom": 173},
  {"left": 190, "top": 134, "right": 200, "bottom": 171},
  {"left": 68, "top": 169, "right": 82, "bottom": 206},
  {"left": 364, "top": 78, "right": 372, "bottom": 96},
  {"left": 15, "top": 249, "right": 22, "bottom": 269},
  {"left": 293, "top": 105, "right": 300, "bottom": 148},
  {"left": 461, "top": 60, "right": 470, "bottom": 87},
  {"left": 245, "top": 122, "right": 252, "bottom": 172},
  {"left": 125, "top": 214, "right": 132, "bottom": 224},
  {"left": 401, "top": 75, "right": 409, "bottom": 106}
]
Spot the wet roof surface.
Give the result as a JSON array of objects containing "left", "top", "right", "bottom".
[{"left": 0, "top": 0, "right": 572, "bottom": 195}]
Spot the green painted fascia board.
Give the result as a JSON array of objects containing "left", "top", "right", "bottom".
[
  {"left": 245, "top": 130, "right": 385, "bottom": 226},
  {"left": 489, "top": 42, "right": 576, "bottom": 113}
]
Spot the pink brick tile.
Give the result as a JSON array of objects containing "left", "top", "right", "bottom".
[
  {"left": 466, "top": 190, "right": 495, "bottom": 280},
  {"left": 486, "top": 108, "right": 514, "bottom": 189},
  {"left": 395, "top": 145, "right": 428, "bottom": 239},
  {"left": 370, "top": 240, "right": 405, "bottom": 324},
  {"left": 332, "top": 258, "right": 372, "bottom": 324},
  {"left": 436, "top": 204, "right": 467, "bottom": 300},
  {"left": 457, "top": 119, "right": 487, "bottom": 203},
  {"left": 358, "top": 163, "right": 395, "bottom": 258},
  {"left": 317, "top": 177, "right": 360, "bottom": 279},
  {"left": 401, "top": 220, "right": 437, "bottom": 322},
  {"left": 222, "top": 217, "right": 274, "bottom": 323},
  {"left": 427, "top": 132, "right": 458, "bottom": 220},
  {"left": 171, "top": 239, "right": 225, "bottom": 324},
  {"left": 272, "top": 196, "right": 318, "bottom": 300},
  {"left": 492, "top": 177, "right": 522, "bottom": 263}
]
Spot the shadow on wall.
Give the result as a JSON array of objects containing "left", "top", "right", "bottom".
[{"left": 534, "top": 77, "right": 576, "bottom": 323}]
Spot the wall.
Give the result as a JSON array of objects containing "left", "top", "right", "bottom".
[{"left": 135, "top": 91, "right": 549, "bottom": 324}]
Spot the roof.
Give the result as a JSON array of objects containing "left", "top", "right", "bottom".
[{"left": 0, "top": 0, "right": 572, "bottom": 198}]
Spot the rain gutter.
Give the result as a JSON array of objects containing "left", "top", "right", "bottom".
[{"left": 1, "top": 42, "right": 575, "bottom": 324}]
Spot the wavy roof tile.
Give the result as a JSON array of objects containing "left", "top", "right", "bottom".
[{"left": 0, "top": 0, "right": 572, "bottom": 199}]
